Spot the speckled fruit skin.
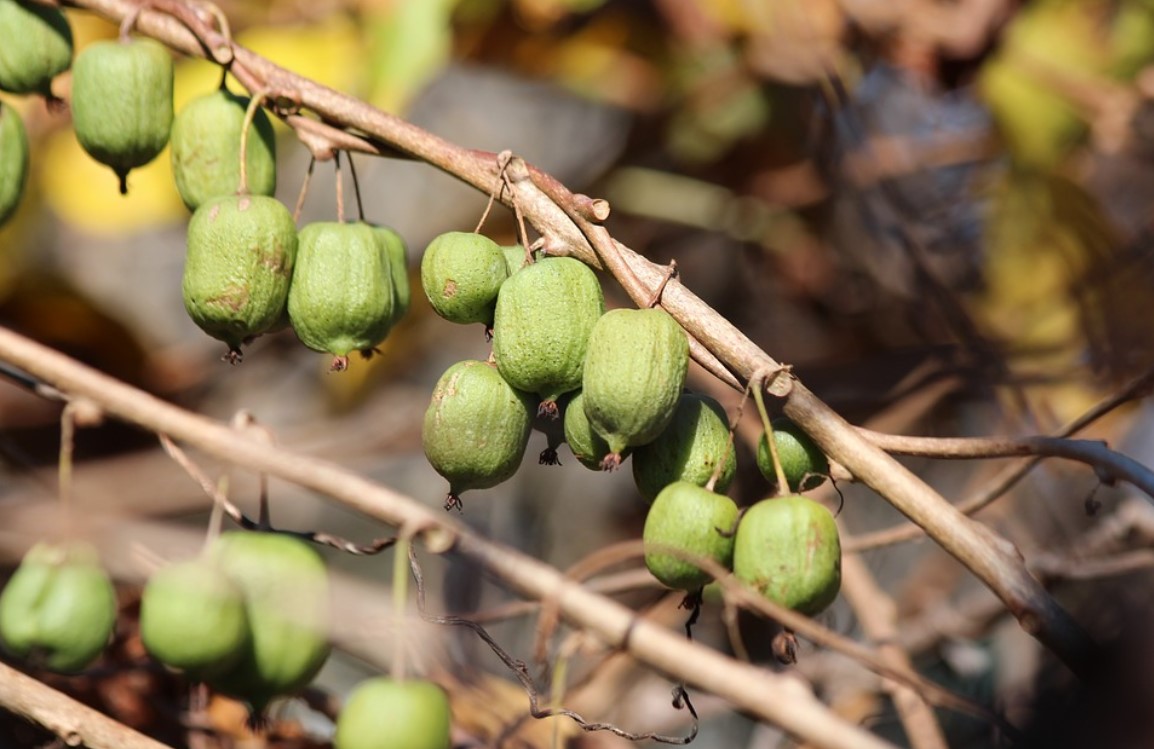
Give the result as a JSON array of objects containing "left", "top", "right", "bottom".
[
  {"left": 288, "top": 222, "right": 395, "bottom": 363},
  {"left": 206, "top": 531, "right": 331, "bottom": 714},
  {"left": 182, "top": 194, "right": 297, "bottom": 356},
  {"left": 71, "top": 38, "right": 173, "bottom": 193},
  {"left": 0, "top": 542, "right": 116, "bottom": 673},
  {"left": 643, "top": 481, "right": 739, "bottom": 592},
  {"left": 756, "top": 417, "right": 828, "bottom": 492},
  {"left": 335, "top": 678, "right": 452, "bottom": 749},
  {"left": 364, "top": 223, "right": 410, "bottom": 328},
  {"left": 493, "top": 257, "right": 604, "bottom": 411},
  {"left": 632, "top": 392, "right": 736, "bottom": 503},
  {"left": 0, "top": 0, "right": 73, "bottom": 96},
  {"left": 733, "top": 496, "right": 841, "bottom": 616},
  {"left": 0, "top": 103, "right": 28, "bottom": 227},
  {"left": 140, "top": 556, "right": 249, "bottom": 678},
  {"left": 170, "top": 88, "right": 277, "bottom": 211},
  {"left": 422, "top": 360, "right": 535, "bottom": 500},
  {"left": 420, "top": 231, "right": 507, "bottom": 325},
  {"left": 563, "top": 389, "right": 627, "bottom": 470},
  {"left": 581, "top": 308, "right": 689, "bottom": 461}
]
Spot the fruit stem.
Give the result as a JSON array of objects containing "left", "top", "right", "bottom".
[
  {"left": 347, "top": 152, "right": 366, "bottom": 222},
  {"left": 334, "top": 151, "right": 345, "bottom": 223},
  {"left": 58, "top": 403, "right": 77, "bottom": 537},
  {"left": 203, "top": 475, "right": 229, "bottom": 552},
  {"left": 293, "top": 156, "right": 316, "bottom": 223},
  {"left": 238, "top": 88, "right": 270, "bottom": 196},
  {"left": 753, "top": 381, "right": 789, "bottom": 496},
  {"left": 391, "top": 532, "right": 411, "bottom": 683}
]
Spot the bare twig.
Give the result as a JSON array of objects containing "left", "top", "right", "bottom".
[
  {"left": 53, "top": 0, "right": 1105, "bottom": 687},
  {"left": 849, "top": 366, "right": 1154, "bottom": 551},
  {"left": 841, "top": 553, "right": 950, "bottom": 749},
  {"left": 0, "top": 660, "right": 176, "bottom": 749},
  {"left": 0, "top": 325, "right": 895, "bottom": 749}
]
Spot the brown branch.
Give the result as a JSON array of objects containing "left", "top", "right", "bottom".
[
  {"left": 840, "top": 554, "right": 949, "bottom": 749},
  {"left": 58, "top": 0, "right": 1099, "bottom": 682},
  {"left": 0, "top": 660, "right": 175, "bottom": 749},
  {"left": 0, "top": 326, "right": 894, "bottom": 749},
  {"left": 849, "top": 366, "right": 1154, "bottom": 551},
  {"left": 859, "top": 430, "right": 1154, "bottom": 500}
]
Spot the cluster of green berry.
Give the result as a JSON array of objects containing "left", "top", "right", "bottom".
[
  {"left": 0, "top": 1, "right": 410, "bottom": 368},
  {"left": 416, "top": 231, "right": 842, "bottom": 617}
]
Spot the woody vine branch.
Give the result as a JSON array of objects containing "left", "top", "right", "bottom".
[{"left": 43, "top": 0, "right": 1114, "bottom": 688}]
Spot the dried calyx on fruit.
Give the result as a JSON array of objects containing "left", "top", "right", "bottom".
[
  {"left": 335, "top": 678, "right": 452, "bottom": 749},
  {"left": 0, "top": 0, "right": 73, "bottom": 97},
  {"left": 422, "top": 359, "right": 535, "bottom": 510},
  {"left": 287, "top": 221, "right": 396, "bottom": 371},
  {"left": 492, "top": 256, "right": 604, "bottom": 418},
  {"left": 182, "top": 194, "right": 298, "bottom": 362},
  {"left": 420, "top": 231, "right": 508, "bottom": 327},
  {"left": 643, "top": 481, "right": 739, "bottom": 592},
  {"left": 581, "top": 307, "right": 689, "bottom": 469},
  {"left": 170, "top": 86, "right": 277, "bottom": 211},
  {"left": 756, "top": 417, "right": 828, "bottom": 492},
  {"left": 733, "top": 496, "right": 841, "bottom": 616},
  {"left": 204, "top": 530, "right": 331, "bottom": 717},
  {"left": 71, "top": 36, "right": 173, "bottom": 194},
  {"left": 0, "top": 541, "right": 117, "bottom": 673},
  {"left": 632, "top": 392, "right": 735, "bottom": 503},
  {"left": 0, "top": 103, "right": 29, "bottom": 227}
]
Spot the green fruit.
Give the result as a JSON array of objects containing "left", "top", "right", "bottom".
[
  {"left": 0, "top": 0, "right": 73, "bottom": 96},
  {"left": 71, "top": 37, "right": 173, "bottom": 194},
  {"left": 335, "top": 678, "right": 451, "bottom": 749},
  {"left": 563, "top": 389, "right": 627, "bottom": 470},
  {"left": 420, "top": 231, "right": 507, "bottom": 326},
  {"left": 139, "top": 556, "right": 248, "bottom": 678},
  {"left": 643, "top": 481, "right": 739, "bottom": 592},
  {"left": 206, "top": 531, "right": 331, "bottom": 713},
  {"left": 422, "top": 359, "right": 535, "bottom": 509},
  {"left": 365, "top": 222, "right": 410, "bottom": 328},
  {"left": 492, "top": 257, "right": 604, "bottom": 416},
  {"left": 170, "top": 87, "right": 276, "bottom": 211},
  {"left": 581, "top": 308, "right": 689, "bottom": 468},
  {"left": 502, "top": 244, "right": 537, "bottom": 276},
  {"left": 756, "top": 417, "right": 828, "bottom": 492},
  {"left": 0, "top": 102, "right": 29, "bottom": 227},
  {"left": 288, "top": 221, "right": 395, "bottom": 370},
  {"left": 733, "top": 496, "right": 841, "bottom": 616},
  {"left": 632, "top": 392, "right": 736, "bottom": 503},
  {"left": 182, "top": 194, "right": 298, "bottom": 360},
  {"left": 0, "top": 542, "right": 116, "bottom": 673}
]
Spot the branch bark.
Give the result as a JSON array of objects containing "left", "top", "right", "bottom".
[
  {"left": 0, "top": 326, "right": 893, "bottom": 749},
  {"left": 0, "top": 660, "right": 175, "bottom": 749},
  {"left": 56, "top": 0, "right": 1099, "bottom": 688}
]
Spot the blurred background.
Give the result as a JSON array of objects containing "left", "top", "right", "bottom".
[{"left": 4, "top": 0, "right": 1154, "bottom": 746}]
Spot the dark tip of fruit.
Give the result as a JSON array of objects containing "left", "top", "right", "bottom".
[
  {"left": 772, "top": 630, "right": 799, "bottom": 665},
  {"left": 599, "top": 453, "right": 622, "bottom": 471},
  {"left": 537, "top": 400, "right": 559, "bottom": 420},
  {"left": 359, "top": 347, "right": 382, "bottom": 360},
  {"left": 117, "top": 171, "right": 129, "bottom": 196},
  {"left": 444, "top": 493, "right": 463, "bottom": 512},
  {"left": 539, "top": 447, "right": 561, "bottom": 466},
  {"left": 223, "top": 347, "right": 243, "bottom": 365},
  {"left": 483, "top": 325, "right": 494, "bottom": 342},
  {"left": 329, "top": 355, "right": 350, "bottom": 372}
]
